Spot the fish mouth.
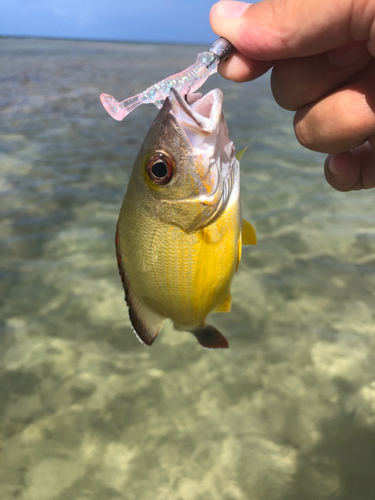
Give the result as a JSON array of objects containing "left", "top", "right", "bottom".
[
  {"left": 168, "top": 88, "right": 225, "bottom": 156},
  {"left": 166, "top": 88, "right": 238, "bottom": 231},
  {"left": 169, "top": 87, "right": 223, "bottom": 137},
  {"left": 168, "top": 87, "right": 233, "bottom": 180}
]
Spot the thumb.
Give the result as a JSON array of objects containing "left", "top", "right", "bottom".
[{"left": 210, "top": 0, "right": 375, "bottom": 60}]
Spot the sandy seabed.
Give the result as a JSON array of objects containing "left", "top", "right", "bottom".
[{"left": 1, "top": 37, "right": 375, "bottom": 500}]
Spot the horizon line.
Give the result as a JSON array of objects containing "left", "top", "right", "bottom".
[{"left": 0, "top": 34, "right": 211, "bottom": 47}]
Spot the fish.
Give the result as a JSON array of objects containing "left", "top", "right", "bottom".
[{"left": 115, "top": 88, "right": 256, "bottom": 349}]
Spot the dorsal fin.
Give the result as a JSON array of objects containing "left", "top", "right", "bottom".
[{"left": 115, "top": 222, "right": 165, "bottom": 345}]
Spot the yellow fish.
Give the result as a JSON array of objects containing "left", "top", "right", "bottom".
[{"left": 115, "top": 88, "right": 256, "bottom": 348}]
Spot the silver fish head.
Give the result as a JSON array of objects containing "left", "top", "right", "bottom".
[{"left": 129, "top": 87, "right": 238, "bottom": 233}]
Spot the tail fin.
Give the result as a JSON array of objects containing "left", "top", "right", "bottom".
[{"left": 189, "top": 323, "right": 229, "bottom": 349}]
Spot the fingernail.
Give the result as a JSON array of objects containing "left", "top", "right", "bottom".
[
  {"left": 216, "top": 1, "right": 250, "bottom": 18},
  {"left": 328, "top": 156, "right": 339, "bottom": 175},
  {"left": 326, "top": 41, "right": 371, "bottom": 68}
]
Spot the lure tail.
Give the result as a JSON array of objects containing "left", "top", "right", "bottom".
[{"left": 100, "top": 93, "right": 143, "bottom": 121}]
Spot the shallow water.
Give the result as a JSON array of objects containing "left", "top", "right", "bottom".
[{"left": 1, "top": 37, "right": 375, "bottom": 500}]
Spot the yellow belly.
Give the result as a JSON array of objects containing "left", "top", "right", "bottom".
[{"left": 119, "top": 195, "right": 241, "bottom": 328}]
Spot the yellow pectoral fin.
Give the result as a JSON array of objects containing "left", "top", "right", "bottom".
[
  {"left": 235, "top": 233, "right": 242, "bottom": 272},
  {"left": 242, "top": 218, "right": 257, "bottom": 245},
  {"left": 214, "top": 292, "right": 232, "bottom": 313},
  {"left": 235, "top": 146, "right": 249, "bottom": 162}
]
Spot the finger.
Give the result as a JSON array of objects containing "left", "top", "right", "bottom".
[
  {"left": 271, "top": 41, "right": 372, "bottom": 111},
  {"left": 217, "top": 52, "right": 274, "bottom": 82},
  {"left": 324, "top": 141, "right": 375, "bottom": 191},
  {"left": 210, "top": 0, "right": 375, "bottom": 61},
  {"left": 294, "top": 76, "right": 375, "bottom": 154}
]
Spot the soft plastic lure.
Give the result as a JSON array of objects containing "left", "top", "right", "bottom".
[{"left": 100, "top": 37, "right": 235, "bottom": 121}]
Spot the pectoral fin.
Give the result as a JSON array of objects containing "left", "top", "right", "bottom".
[
  {"left": 189, "top": 323, "right": 229, "bottom": 349},
  {"left": 214, "top": 292, "right": 232, "bottom": 313},
  {"left": 116, "top": 223, "right": 165, "bottom": 345},
  {"left": 236, "top": 233, "right": 242, "bottom": 272},
  {"left": 242, "top": 218, "right": 257, "bottom": 245},
  {"left": 235, "top": 146, "right": 249, "bottom": 162}
]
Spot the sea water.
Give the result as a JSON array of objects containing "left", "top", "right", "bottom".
[{"left": 1, "top": 37, "right": 375, "bottom": 500}]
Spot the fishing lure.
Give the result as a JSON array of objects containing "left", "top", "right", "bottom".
[{"left": 100, "top": 37, "right": 235, "bottom": 121}]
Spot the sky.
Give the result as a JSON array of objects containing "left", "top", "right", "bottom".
[{"left": 0, "top": 0, "right": 256, "bottom": 45}]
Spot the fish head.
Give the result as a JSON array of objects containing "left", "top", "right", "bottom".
[{"left": 129, "top": 87, "right": 238, "bottom": 233}]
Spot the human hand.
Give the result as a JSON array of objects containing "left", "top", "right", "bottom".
[{"left": 210, "top": 0, "right": 375, "bottom": 191}]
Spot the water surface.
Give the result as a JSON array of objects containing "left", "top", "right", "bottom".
[{"left": 1, "top": 37, "right": 375, "bottom": 500}]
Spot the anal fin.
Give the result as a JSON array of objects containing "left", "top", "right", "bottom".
[
  {"left": 214, "top": 292, "right": 232, "bottom": 313},
  {"left": 116, "top": 222, "right": 165, "bottom": 345},
  {"left": 189, "top": 323, "right": 228, "bottom": 349},
  {"left": 242, "top": 218, "right": 257, "bottom": 245}
]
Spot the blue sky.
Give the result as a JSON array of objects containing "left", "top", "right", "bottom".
[{"left": 0, "top": 0, "right": 248, "bottom": 44}]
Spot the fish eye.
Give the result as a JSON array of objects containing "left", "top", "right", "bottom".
[{"left": 146, "top": 152, "right": 173, "bottom": 185}]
